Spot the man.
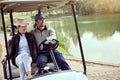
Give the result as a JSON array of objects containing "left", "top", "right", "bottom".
[{"left": 32, "top": 13, "right": 71, "bottom": 72}]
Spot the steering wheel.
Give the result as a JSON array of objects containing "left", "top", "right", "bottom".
[{"left": 39, "top": 39, "right": 59, "bottom": 52}]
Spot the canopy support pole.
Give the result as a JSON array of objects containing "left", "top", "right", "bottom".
[
  {"left": 71, "top": 4, "right": 87, "bottom": 75},
  {"left": 9, "top": 10, "right": 15, "bottom": 36},
  {"left": 1, "top": 8, "right": 13, "bottom": 80},
  {"left": 38, "top": 9, "right": 41, "bottom": 13}
]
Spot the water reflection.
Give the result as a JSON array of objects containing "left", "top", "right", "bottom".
[
  {"left": 47, "top": 14, "right": 120, "bottom": 65},
  {"left": 79, "top": 21, "right": 96, "bottom": 24}
]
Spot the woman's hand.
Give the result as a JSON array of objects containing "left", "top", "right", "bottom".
[
  {"left": 32, "top": 63, "right": 37, "bottom": 69},
  {"left": 1, "top": 57, "right": 7, "bottom": 64}
]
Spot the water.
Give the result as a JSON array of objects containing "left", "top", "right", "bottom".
[{"left": 47, "top": 14, "right": 120, "bottom": 66}]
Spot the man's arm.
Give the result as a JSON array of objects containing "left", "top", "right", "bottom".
[{"left": 46, "top": 28, "right": 56, "bottom": 40}]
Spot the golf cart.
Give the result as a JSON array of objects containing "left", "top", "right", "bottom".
[{"left": 0, "top": 0, "right": 88, "bottom": 80}]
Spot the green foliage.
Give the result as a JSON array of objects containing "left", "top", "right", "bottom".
[
  {"left": 75, "top": 1, "right": 86, "bottom": 15},
  {"left": 55, "top": 31, "right": 71, "bottom": 56},
  {"left": 86, "top": 0, "right": 120, "bottom": 14},
  {"left": 57, "top": 47, "right": 71, "bottom": 56},
  {"left": 57, "top": 34, "right": 69, "bottom": 51}
]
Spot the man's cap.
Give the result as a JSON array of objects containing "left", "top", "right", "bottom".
[
  {"left": 14, "top": 19, "right": 28, "bottom": 26},
  {"left": 34, "top": 13, "right": 46, "bottom": 21}
]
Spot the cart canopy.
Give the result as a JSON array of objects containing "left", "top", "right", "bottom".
[{"left": 0, "top": 0, "right": 75, "bottom": 13}]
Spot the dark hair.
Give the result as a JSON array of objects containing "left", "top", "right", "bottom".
[
  {"left": 13, "top": 25, "right": 17, "bottom": 29},
  {"left": 33, "top": 23, "right": 37, "bottom": 28}
]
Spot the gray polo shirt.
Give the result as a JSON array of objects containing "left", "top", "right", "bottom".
[{"left": 31, "top": 26, "right": 56, "bottom": 47}]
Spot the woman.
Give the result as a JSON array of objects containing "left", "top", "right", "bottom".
[{"left": 7, "top": 19, "right": 37, "bottom": 80}]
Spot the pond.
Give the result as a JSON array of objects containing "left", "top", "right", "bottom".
[{"left": 46, "top": 14, "right": 120, "bottom": 66}]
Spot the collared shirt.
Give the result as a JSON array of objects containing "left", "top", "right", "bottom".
[{"left": 18, "top": 34, "right": 30, "bottom": 55}]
